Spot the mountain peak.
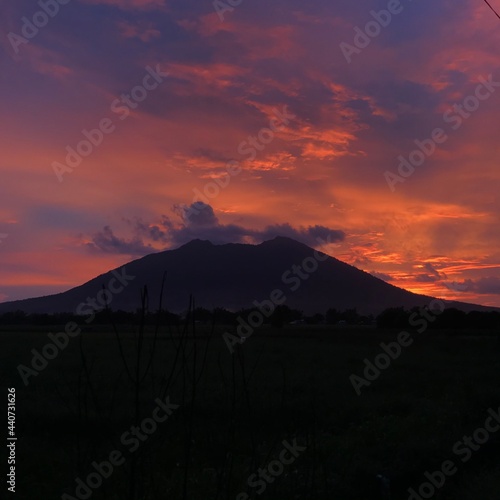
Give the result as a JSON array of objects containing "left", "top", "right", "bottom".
[
  {"left": 180, "top": 239, "right": 214, "bottom": 249},
  {"left": 260, "top": 236, "right": 310, "bottom": 247}
]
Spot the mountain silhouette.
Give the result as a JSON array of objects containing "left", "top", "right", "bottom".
[{"left": 0, "top": 237, "right": 491, "bottom": 315}]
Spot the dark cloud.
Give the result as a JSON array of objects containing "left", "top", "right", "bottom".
[
  {"left": 469, "top": 277, "right": 500, "bottom": 295},
  {"left": 414, "top": 273, "right": 440, "bottom": 283},
  {"left": 85, "top": 226, "right": 154, "bottom": 255},
  {"left": 180, "top": 202, "right": 219, "bottom": 227},
  {"left": 130, "top": 215, "right": 174, "bottom": 242},
  {"left": 86, "top": 202, "right": 345, "bottom": 255},
  {"left": 412, "top": 263, "right": 469, "bottom": 291},
  {"left": 413, "top": 263, "right": 448, "bottom": 283},
  {"left": 423, "top": 263, "right": 441, "bottom": 277}
]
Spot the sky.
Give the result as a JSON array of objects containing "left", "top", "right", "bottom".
[{"left": 1, "top": 0, "right": 500, "bottom": 308}]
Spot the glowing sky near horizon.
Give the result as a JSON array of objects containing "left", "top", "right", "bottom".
[{"left": 1, "top": 0, "right": 500, "bottom": 307}]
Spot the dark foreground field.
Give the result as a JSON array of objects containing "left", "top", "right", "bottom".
[{"left": 1, "top": 324, "right": 500, "bottom": 500}]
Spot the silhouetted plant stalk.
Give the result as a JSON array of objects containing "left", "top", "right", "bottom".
[{"left": 68, "top": 275, "right": 288, "bottom": 500}]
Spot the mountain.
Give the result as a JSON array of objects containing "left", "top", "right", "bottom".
[{"left": 0, "top": 237, "right": 492, "bottom": 315}]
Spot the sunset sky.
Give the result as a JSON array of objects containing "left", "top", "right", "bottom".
[{"left": 1, "top": 0, "right": 500, "bottom": 307}]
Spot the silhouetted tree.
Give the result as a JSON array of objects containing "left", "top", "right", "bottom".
[
  {"left": 270, "top": 305, "right": 301, "bottom": 327},
  {"left": 376, "top": 307, "right": 410, "bottom": 328},
  {"left": 325, "top": 308, "right": 340, "bottom": 324}
]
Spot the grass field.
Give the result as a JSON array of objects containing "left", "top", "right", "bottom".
[{"left": 1, "top": 324, "right": 500, "bottom": 500}]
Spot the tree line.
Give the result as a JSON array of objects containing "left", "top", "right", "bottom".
[{"left": 0, "top": 305, "right": 498, "bottom": 330}]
